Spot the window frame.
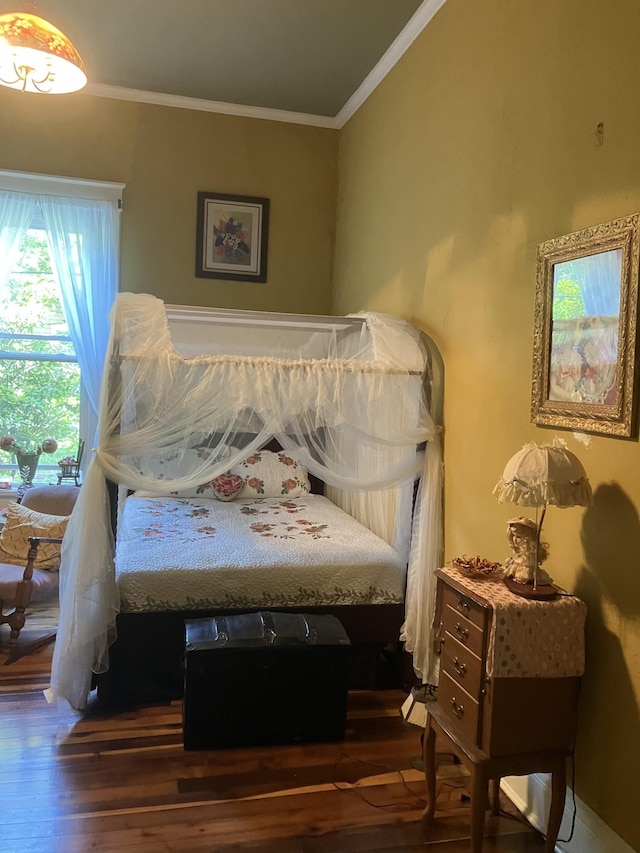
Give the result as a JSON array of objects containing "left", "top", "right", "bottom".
[
  {"left": 0, "top": 222, "right": 81, "bottom": 486},
  {"left": 0, "top": 169, "right": 124, "bottom": 495}
]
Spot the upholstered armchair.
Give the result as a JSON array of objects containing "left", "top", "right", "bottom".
[{"left": 0, "top": 485, "right": 79, "bottom": 647}]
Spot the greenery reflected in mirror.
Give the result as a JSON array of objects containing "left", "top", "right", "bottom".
[{"left": 531, "top": 214, "right": 640, "bottom": 437}]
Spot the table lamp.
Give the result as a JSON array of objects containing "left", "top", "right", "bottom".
[{"left": 493, "top": 440, "right": 592, "bottom": 599}]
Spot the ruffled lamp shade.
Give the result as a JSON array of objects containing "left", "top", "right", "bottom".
[
  {"left": 493, "top": 441, "right": 592, "bottom": 510},
  {"left": 0, "top": 13, "right": 86, "bottom": 94},
  {"left": 493, "top": 441, "right": 592, "bottom": 599}
]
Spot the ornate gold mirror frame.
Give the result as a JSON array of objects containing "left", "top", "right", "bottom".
[{"left": 531, "top": 213, "right": 640, "bottom": 437}]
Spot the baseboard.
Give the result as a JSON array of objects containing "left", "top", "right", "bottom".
[
  {"left": 397, "top": 691, "right": 635, "bottom": 853},
  {"left": 501, "top": 774, "right": 636, "bottom": 853}
]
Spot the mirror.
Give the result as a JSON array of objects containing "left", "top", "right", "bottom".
[{"left": 531, "top": 213, "right": 640, "bottom": 437}]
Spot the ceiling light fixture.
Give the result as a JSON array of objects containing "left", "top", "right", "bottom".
[{"left": 0, "top": 12, "right": 86, "bottom": 94}]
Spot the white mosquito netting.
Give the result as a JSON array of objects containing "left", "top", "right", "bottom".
[{"left": 48, "top": 293, "right": 443, "bottom": 710}]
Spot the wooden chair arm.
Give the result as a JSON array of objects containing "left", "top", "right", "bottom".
[
  {"left": 23, "top": 536, "right": 64, "bottom": 583},
  {"left": 27, "top": 536, "right": 64, "bottom": 546},
  {"left": 1, "top": 536, "right": 64, "bottom": 648}
]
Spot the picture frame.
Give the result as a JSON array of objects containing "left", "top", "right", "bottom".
[
  {"left": 531, "top": 213, "right": 640, "bottom": 437},
  {"left": 195, "top": 192, "right": 269, "bottom": 282}
]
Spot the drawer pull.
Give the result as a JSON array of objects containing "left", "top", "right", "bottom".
[
  {"left": 454, "top": 622, "right": 469, "bottom": 642},
  {"left": 456, "top": 594, "right": 471, "bottom": 613},
  {"left": 450, "top": 697, "right": 464, "bottom": 718},
  {"left": 452, "top": 656, "right": 467, "bottom": 676}
]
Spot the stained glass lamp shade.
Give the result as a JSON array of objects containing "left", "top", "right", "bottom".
[{"left": 0, "top": 13, "right": 86, "bottom": 94}]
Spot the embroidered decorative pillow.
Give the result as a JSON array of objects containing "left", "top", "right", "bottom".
[
  {"left": 136, "top": 473, "right": 244, "bottom": 501},
  {"left": 196, "top": 473, "right": 244, "bottom": 501},
  {"left": 133, "top": 447, "right": 241, "bottom": 499},
  {"left": 133, "top": 450, "right": 186, "bottom": 481},
  {"left": 229, "top": 450, "right": 311, "bottom": 498},
  {"left": 134, "top": 447, "right": 221, "bottom": 482},
  {"left": 0, "top": 501, "right": 69, "bottom": 571}
]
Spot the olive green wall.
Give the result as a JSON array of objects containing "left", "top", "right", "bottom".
[
  {"left": 334, "top": 0, "right": 640, "bottom": 849},
  {"left": 0, "top": 89, "right": 337, "bottom": 313}
]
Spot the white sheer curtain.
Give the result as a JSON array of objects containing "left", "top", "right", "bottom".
[
  {"left": 49, "top": 294, "right": 443, "bottom": 710},
  {"left": 551, "top": 249, "right": 623, "bottom": 406},
  {"left": 40, "top": 195, "right": 120, "bottom": 452},
  {"left": 0, "top": 190, "right": 37, "bottom": 291}
]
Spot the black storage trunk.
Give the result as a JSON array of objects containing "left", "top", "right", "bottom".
[{"left": 183, "top": 611, "right": 351, "bottom": 750}]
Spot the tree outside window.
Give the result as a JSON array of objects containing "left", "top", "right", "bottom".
[
  {"left": 0, "top": 228, "right": 80, "bottom": 486},
  {"left": 553, "top": 276, "right": 586, "bottom": 320}
]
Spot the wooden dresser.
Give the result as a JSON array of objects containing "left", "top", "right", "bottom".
[{"left": 423, "top": 567, "right": 586, "bottom": 852}]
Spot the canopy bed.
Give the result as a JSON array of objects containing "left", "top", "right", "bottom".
[{"left": 47, "top": 294, "right": 443, "bottom": 711}]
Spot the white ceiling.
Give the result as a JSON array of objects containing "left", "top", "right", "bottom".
[{"left": 0, "top": 0, "right": 447, "bottom": 127}]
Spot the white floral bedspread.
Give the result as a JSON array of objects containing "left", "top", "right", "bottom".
[{"left": 116, "top": 494, "right": 406, "bottom": 612}]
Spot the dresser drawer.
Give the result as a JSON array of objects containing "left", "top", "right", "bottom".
[
  {"left": 442, "top": 607, "right": 485, "bottom": 657},
  {"left": 438, "top": 669, "right": 481, "bottom": 745},
  {"left": 440, "top": 580, "right": 487, "bottom": 631},
  {"left": 440, "top": 633, "right": 484, "bottom": 700}
]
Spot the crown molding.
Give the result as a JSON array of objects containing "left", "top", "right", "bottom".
[
  {"left": 83, "top": 0, "right": 447, "bottom": 131},
  {"left": 85, "top": 83, "right": 338, "bottom": 129},
  {"left": 335, "top": 0, "right": 448, "bottom": 128}
]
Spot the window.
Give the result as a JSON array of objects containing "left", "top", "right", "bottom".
[
  {"left": 0, "top": 220, "right": 81, "bottom": 486},
  {"left": 0, "top": 170, "right": 124, "bottom": 493}
]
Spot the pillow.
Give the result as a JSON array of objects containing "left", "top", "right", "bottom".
[
  {"left": 135, "top": 472, "right": 244, "bottom": 501},
  {"left": 132, "top": 446, "right": 235, "bottom": 497},
  {"left": 207, "top": 473, "right": 244, "bottom": 501},
  {"left": 133, "top": 448, "right": 206, "bottom": 481},
  {"left": 0, "top": 501, "right": 69, "bottom": 571},
  {"left": 229, "top": 450, "right": 311, "bottom": 499},
  {"left": 174, "top": 473, "right": 244, "bottom": 501}
]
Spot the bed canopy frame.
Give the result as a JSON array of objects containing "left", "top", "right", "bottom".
[{"left": 48, "top": 293, "right": 443, "bottom": 711}]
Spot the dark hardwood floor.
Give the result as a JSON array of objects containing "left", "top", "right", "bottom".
[{"left": 0, "top": 614, "right": 547, "bottom": 852}]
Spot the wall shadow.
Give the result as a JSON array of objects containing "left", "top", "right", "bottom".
[
  {"left": 574, "top": 482, "right": 640, "bottom": 848},
  {"left": 580, "top": 482, "right": 640, "bottom": 619},
  {"left": 572, "top": 563, "right": 640, "bottom": 848}
]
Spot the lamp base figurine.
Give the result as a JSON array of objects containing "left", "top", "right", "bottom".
[
  {"left": 503, "top": 575, "right": 558, "bottom": 600},
  {"left": 504, "top": 516, "right": 557, "bottom": 600}
]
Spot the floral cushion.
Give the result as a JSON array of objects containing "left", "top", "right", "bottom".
[
  {"left": 229, "top": 450, "right": 311, "bottom": 498},
  {"left": 0, "top": 501, "right": 69, "bottom": 571},
  {"left": 208, "top": 473, "right": 244, "bottom": 501}
]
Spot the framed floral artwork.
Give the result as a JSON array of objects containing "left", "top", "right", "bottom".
[
  {"left": 531, "top": 212, "right": 640, "bottom": 437},
  {"left": 195, "top": 192, "right": 269, "bottom": 282}
]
